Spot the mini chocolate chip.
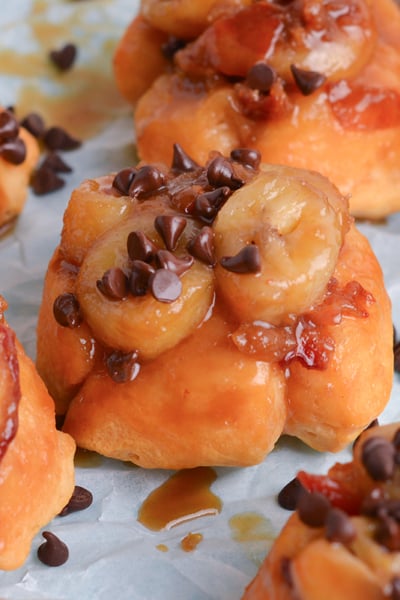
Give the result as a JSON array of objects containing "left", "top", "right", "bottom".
[
  {"left": 41, "top": 152, "right": 72, "bottom": 173},
  {"left": 361, "top": 435, "right": 396, "bottom": 481},
  {"left": 390, "top": 577, "right": 400, "bottom": 600},
  {"left": 187, "top": 226, "right": 215, "bottom": 266},
  {"left": 246, "top": 62, "right": 275, "bottom": 93},
  {"left": 127, "top": 230, "right": 158, "bottom": 263},
  {"left": 0, "top": 109, "right": 19, "bottom": 142},
  {"left": 230, "top": 148, "right": 261, "bottom": 170},
  {"left": 154, "top": 215, "right": 187, "bottom": 251},
  {"left": 37, "top": 531, "right": 69, "bottom": 567},
  {"left": 96, "top": 267, "right": 128, "bottom": 300},
  {"left": 149, "top": 269, "right": 182, "bottom": 303},
  {"left": 53, "top": 293, "right": 82, "bottom": 328},
  {"left": 171, "top": 143, "right": 199, "bottom": 172},
  {"left": 31, "top": 165, "right": 65, "bottom": 195},
  {"left": 129, "top": 165, "right": 165, "bottom": 198},
  {"left": 0, "top": 138, "right": 26, "bottom": 164},
  {"left": 297, "top": 491, "right": 331, "bottom": 528},
  {"left": 220, "top": 244, "right": 261, "bottom": 274},
  {"left": 290, "top": 64, "right": 326, "bottom": 96},
  {"left": 58, "top": 485, "right": 93, "bottom": 516},
  {"left": 156, "top": 249, "right": 194, "bottom": 276},
  {"left": 129, "top": 260, "right": 155, "bottom": 296},
  {"left": 207, "top": 156, "right": 244, "bottom": 190},
  {"left": 325, "top": 508, "right": 356, "bottom": 543},
  {"left": 20, "top": 112, "right": 46, "bottom": 138},
  {"left": 113, "top": 167, "right": 137, "bottom": 196},
  {"left": 106, "top": 349, "right": 140, "bottom": 383},
  {"left": 49, "top": 43, "right": 77, "bottom": 71},
  {"left": 277, "top": 477, "right": 305, "bottom": 511},
  {"left": 43, "top": 126, "right": 81, "bottom": 151},
  {"left": 375, "top": 511, "right": 400, "bottom": 551},
  {"left": 192, "top": 187, "right": 230, "bottom": 223},
  {"left": 395, "top": 341, "right": 400, "bottom": 373},
  {"left": 161, "top": 36, "right": 186, "bottom": 60}
]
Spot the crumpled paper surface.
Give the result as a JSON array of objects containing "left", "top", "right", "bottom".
[{"left": 0, "top": 2, "right": 400, "bottom": 599}]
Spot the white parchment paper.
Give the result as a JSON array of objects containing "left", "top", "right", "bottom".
[{"left": 0, "top": 2, "right": 399, "bottom": 599}]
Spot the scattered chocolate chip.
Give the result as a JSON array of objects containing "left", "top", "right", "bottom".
[
  {"left": 156, "top": 249, "right": 194, "bottom": 276},
  {"left": 49, "top": 43, "right": 77, "bottom": 71},
  {"left": 395, "top": 341, "right": 400, "bottom": 373},
  {"left": 297, "top": 491, "right": 331, "bottom": 528},
  {"left": 127, "top": 230, "right": 158, "bottom": 263},
  {"left": 154, "top": 215, "right": 187, "bottom": 251},
  {"left": 113, "top": 167, "right": 137, "bottom": 196},
  {"left": 149, "top": 268, "right": 182, "bottom": 303},
  {"left": 361, "top": 435, "right": 396, "bottom": 481},
  {"left": 0, "top": 109, "right": 19, "bottom": 142},
  {"left": 290, "top": 64, "right": 326, "bottom": 96},
  {"left": 220, "top": 244, "right": 261, "bottom": 274},
  {"left": 187, "top": 226, "right": 215, "bottom": 266},
  {"left": 277, "top": 477, "right": 305, "bottom": 511},
  {"left": 129, "top": 165, "right": 165, "bottom": 198},
  {"left": 37, "top": 531, "right": 69, "bottom": 567},
  {"left": 58, "top": 485, "right": 93, "bottom": 516},
  {"left": 161, "top": 36, "right": 186, "bottom": 60},
  {"left": 20, "top": 112, "right": 46, "bottom": 139},
  {"left": 129, "top": 260, "right": 155, "bottom": 296},
  {"left": 374, "top": 511, "right": 400, "bottom": 551},
  {"left": 246, "top": 62, "right": 275, "bottom": 93},
  {"left": 0, "top": 138, "right": 26, "bottom": 164},
  {"left": 171, "top": 143, "right": 199, "bottom": 172},
  {"left": 206, "top": 156, "right": 244, "bottom": 190},
  {"left": 53, "top": 293, "right": 82, "bottom": 328},
  {"left": 324, "top": 508, "right": 356, "bottom": 543},
  {"left": 31, "top": 165, "right": 65, "bottom": 195},
  {"left": 96, "top": 267, "right": 128, "bottom": 300},
  {"left": 191, "top": 187, "right": 230, "bottom": 224},
  {"left": 43, "top": 126, "right": 82, "bottom": 151},
  {"left": 106, "top": 349, "right": 140, "bottom": 383},
  {"left": 41, "top": 152, "right": 72, "bottom": 173},
  {"left": 230, "top": 148, "right": 261, "bottom": 170}
]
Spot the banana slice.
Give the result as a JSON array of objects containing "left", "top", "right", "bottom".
[
  {"left": 213, "top": 164, "right": 349, "bottom": 325},
  {"left": 76, "top": 211, "right": 214, "bottom": 360}
]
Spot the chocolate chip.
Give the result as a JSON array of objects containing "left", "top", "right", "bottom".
[
  {"left": 58, "top": 485, "right": 93, "bottom": 516},
  {"left": 37, "top": 531, "right": 69, "bottom": 567},
  {"left": 0, "top": 138, "right": 26, "bottom": 165},
  {"left": 207, "top": 156, "right": 244, "bottom": 190},
  {"left": 324, "top": 508, "right": 356, "bottom": 543},
  {"left": 149, "top": 269, "right": 182, "bottom": 303},
  {"left": 154, "top": 215, "right": 187, "bottom": 251},
  {"left": 53, "top": 293, "right": 82, "bottom": 328},
  {"left": 230, "top": 148, "right": 261, "bottom": 170},
  {"left": 220, "top": 244, "right": 261, "bottom": 274},
  {"left": 31, "top": 165, "right": 65, "bottom": 195},
  {"left": 43, "top": 126, "right": 82, "bottom": 151},
  {"left": 127, "top": 230, "right": 158, "bottom": 262},
  {"left": 297, "top": 491, "right": 331, "bottom": 528},
  {"left": 374, "top": 512, "right": 400, "bottom": 551},
  {"left": 246, "top": 62, "right": 275, "bottom": 93},
  {"left": 277, "top": 477, "right": 305, "bottom": 511},
  {"left": 128, "top": 165, "right": 165, "bottom": 198},
  {"left": 113, "top": 167, "right": 137, "bottom": 196},
  {"left": 187, "top": 226, "right": 215, "bottom": 266},
  {"left": 106, "top": 349, "right": 140, "bottom": 383},
  {"left": 0, "top": 109, "right": 19, "bottom": 142},
  {"left": 20, "top": 112, "right": 46, "bottom": 138},
  {"left": 129, "top": 260, "right": 155, "bottom": 296},
  {"left": 171, "top": 143, "right": 199, "bottom": 172},
  {"left": 156, "top": 249, "right": 194, "bottom": 276},
  {"left": 361, "top": 435, "right": 396, "bottom": 481},
  {"left": 395, "top": 341, "right": 400, "bottom": 373},
  {"left": 41, "top": 152, "right": 72, "bottom": 173},
  {"left": 161, "top": 36, "right": 186, "bottom": 60},
  {"left": 192, "top": 187, "right": 230, "bottom": 224},
  {"left": 96, "top": 267, "right": 128, "bottom": 300},
  {"left": 49, "top": 43, "right": 77, "bottom": 71},
  {"left": 290, "top": 64, "right": 326, "bottom": 96}
]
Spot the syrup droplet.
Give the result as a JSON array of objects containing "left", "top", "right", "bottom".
[{"left": 180, "top": 532, "right": 203, "bottom": 552}]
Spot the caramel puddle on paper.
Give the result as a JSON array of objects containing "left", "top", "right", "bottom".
[
  {"left": 180, "top": 532, "right": 204, "bottom": 552},
  {"left": 138, "top": 467, "right": 222, "bottom": 532}
]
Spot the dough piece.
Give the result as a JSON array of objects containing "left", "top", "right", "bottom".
[
  {"left": 36, "top": 148, "right": 393, "bottom": 468},
  {"left": 0, "top": 108, "right": 39, "bottom": 232},
  {"left": 114, "top": 0, "right": 400, "bottom": 219},
  {"left": 0, "top": 296, "right": 75, "bottom": 570},
  {"left": 243, "top": 422, "right": 400, "bottom": 600}
]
